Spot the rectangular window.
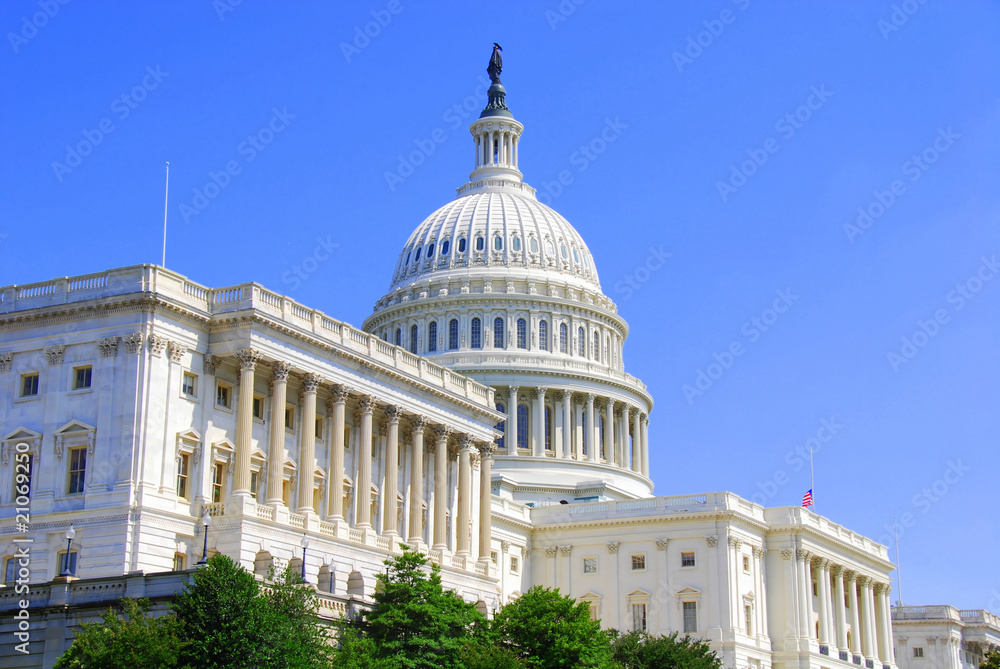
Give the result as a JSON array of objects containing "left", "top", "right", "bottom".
[
  {"left": 631, "top": 554, "right": 646, "bottom": 571},
  {"left": 212, "top": 463, "right": 225, "bottom": 503},
  {"left": 681, "top": 551, "right": 696, "bottom": 567},
  {"left": 632, "top": 603, "right": 647, "bottom": 632},
  {"left": 813, "top": 581, "right": 818, "bottom": 596},
  {"left": 252, "top": 396, "right": 264, "bottom": 420},
  {"left": 4, "top": 556, "right": 17, "bottom": 584},
  {"left": 510, "top": 556, "right": 519, "bottom": 574},
  {"left": 313, "top": 486, "right": 321, "bottom": 512},
  {"left": 250, "top": 470, "right": 259, "bottom": 500},
  {"left": 743, "top": 555, "right": 750, "bottom": 573},
  {"left": 285, "top": 407, "right": 295, "bottom": 431},
  {"left": 683, "top": 601, "right": 698, "bottom": 633},
  {"left": 176, "top": 453, "right": 190, "bottom": 499},
  {"left": 21, "top": 373, "right": 39, "bottom": 397},
  {"left": 173, "top": 554, "right": 186, "bottom": 571},
  {"left": 216, "top": 383, "right": 231, "bottom": 409},
  {"left": 745, "top": 604, "right": 753, "bottom": 634},
  {"left": 282, "top": 479, "right": 292, "bottom": 507},
  {"left": 583, "top": 557, "right": 598, "bottom": 574},
  {"left": 914, "top": 648, "right": 924, "bottom": 659},
  {"left": 490, "top": 551, "right": 498, "bottom": 565},
  {"left": 68, "top": 447, "right": 87, "bottom": 494},
  {"left": 73, "top": 365, "right": 92, "bottom": 390},
  {"left": 315, "top": 417, "right": 324, "bottom": 439},
  {"left": 13, "top": 454, "right": 31, "bottom": 501},
  {"left": 59, "top": 550, "right": 79, "bottom": 576},
  {"left": 182, "top": 372, "right": 197, "bottom": 397},
  {"left": 588, "top": 602, "right": 599, "bottom": 622}
]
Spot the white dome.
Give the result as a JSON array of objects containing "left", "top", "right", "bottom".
[{"left": 388, "top": 184, "right": 602, "bottom": 294}]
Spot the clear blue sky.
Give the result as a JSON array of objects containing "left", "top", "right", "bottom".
[{"left": 2, "top": 1, "right": 998, "bottom": 610}]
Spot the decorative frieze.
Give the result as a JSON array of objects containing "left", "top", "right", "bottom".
[
  {"left": 45, "top": 345, "right": 65, "bottom": 365},
  {"left": 97, "top": 338, "right": 119, "bottom": 358}
]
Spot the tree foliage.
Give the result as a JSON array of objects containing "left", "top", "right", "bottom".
[
  {"left": 610, "top": 630, "right": 722, "bottom": 669},
  {"left": 982, "top": 651, "right": 1000, "bottom": 669}
]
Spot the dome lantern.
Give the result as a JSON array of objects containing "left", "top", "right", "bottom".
[{"left": 468, "top": 44, "right": 523, "bottom": 184}]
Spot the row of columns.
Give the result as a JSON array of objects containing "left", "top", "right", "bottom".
[
  {"left": 229, "top": 349, "right": 495, "bottom": 563},
  {"left": 501, "top": 386, "right": 649, "bottom": 476},
  {"left": 474, "top": 127, "right": 519, "bottom": 169}
]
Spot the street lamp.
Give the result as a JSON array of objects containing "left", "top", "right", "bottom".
[
  {"left": 197, "top": 511, "right": 212, "bottom": 565},
  {"left": 60, "top": 525, "right": 76, "bottom": 577},
  {"left": 300, "top": 536, "right": 309, "bottom": 583}
]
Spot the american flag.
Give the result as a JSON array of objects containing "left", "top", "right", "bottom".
[{"left": 802, "top": 489, "right": 813, "bottom": 508}]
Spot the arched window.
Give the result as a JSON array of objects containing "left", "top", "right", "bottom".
[
  {"left": 415, "top": 247, "right": 422, "bottom": 262},
  {"left": 405, "top": 251, "right": 412, "bottom": 265},
  {"left": 516, "top": 318, "right": 527, "bottom": 349},
  {"left": 559, "top": 323, "right": 568, "bottom": 353},
  {"left": 471, "top": 318, "right": 482, "bottom": 349},
  {"left": 529, "top": 238, "right": 539, "bottom": 254},
  {"left": 427, "top": 242, "right": 435, "bottom": 258},
  {"left": 512, "top": 237, "right": 522, "bottom": 252},
  {"left": 409, "top": 325, "right": 418, "bottom": 354},
  {"left": 516, "top": 404, "right": 528, "bottom": 450},
  {"left": 441, "top": 240, "right": 450, "bottom": 255},
  {"left": 475, "top": 236, "right": 484, "bottom": 251},
  {"left": 494, "top": 236, "right": 504, "bottom": 251},
  {"left": 395, "top": 328, "right": 402, "bottom": 347},
  {"left": 539, "top": 320, "right": 549, "bottom": 351},
  {"left": 545, "top": 406, "right": 552, "bottom": 451},
  {"left": 593, "top": 332, "right": 600, "bottom": 360},
  {"left": 578, "top": 327, "right": 585, "bottom": 356},
  {"left": 458, "top": 238, "right": 467, "bottom": 253},
  {"left": 448, "top": 319, "right": 459, "bottom": 350},
  {"left": 495, "top": 402, "right": 506, "bottom": 451},
  {"left": 427, "top": 321, "right": 437, "bottom": 352},
  {"left": 494, "top": 317, "right": 505, "bottom": 349}
]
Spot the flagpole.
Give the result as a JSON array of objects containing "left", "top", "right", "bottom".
[
  {"left": 809, "top": 442, "right": 815, "bottom": 514},
  {"left": 894, "top": 516, "right": 903, "bottom": 606},
  {"left": 162, "top": 162, "right": 170, "bottom": 267}
]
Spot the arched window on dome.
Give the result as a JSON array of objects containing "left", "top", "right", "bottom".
[
  {"left": 516, "top": 404, "right": 528, "bottom": 451},
  {"left": 494, "top": 236, "right": 503, "bottom": 251},
  {"left": 545, "top": 240, "right": 554, "bottom": 255},
  {"left": 427, "top": 321, "right": 437, "bottom": 353},
  {"left": 395, "top": 328, "right": 402, "bottom": 347},
  {"left": 405, "top": 251, "right": 411, "bottom": 265},
  {"left": 409, "top": 325, "right": 418, "bottom": 354},
  {"left": 559, "top": 323, "right": 568, "bottom": 353},
  {"left": 441, "top": 239, "right": 450, "bottom": 255},
  {"left": 494, "top": 317, "right": 505, "bottom": 350},
  {"left": 471, "top": 318, "right": 482, "bottom": 349},
  {"left": 458, "top": 238, "right": 467, "bottom": 253},
  {"left": 475, "top": 236, "right": 484, "bottom": 252},
  {"left": 560, "top": 244, "right": 568, "bottom": 260},
  {"left": 544, "top": 406, "right": 552, "bottom": 451},
  {"left": 578, "top": 327, "right": 585, "bottom": 357},
  {"left": 573, "top": 248, "right": 580, "bottom": 263},
  {"left": 529, "top": 238, "right": 539, "bottom": 254},
  {"left": 495, "top": 402, "right": 506, "bottom": 451},
  {"left": 448, "top": 319, "right": 459, "bottom": 350},
  {"left": 511, "top": 237, "right": 521, "bottom": 252},
  {"left": 599, "top": 415, "right": 606, "bottom": 459},
  {"left": 539, "top": 320, "right": 549, "bottom": 352},
  {"left": 427, "top": 242, "right": 435, "bottom": 258},
  {"left": 593, "top": 332, "right": 600, "bottom": 360},
  {"left": 516, "top": 318, "right": 527, "bottom": 349},
  {"left": 414, "top": 247, "right": 422, "bottom": 263}
]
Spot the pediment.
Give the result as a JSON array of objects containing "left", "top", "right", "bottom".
[
  {"left": 2, "top": 426, "right": 42, "bottom": 443},
  {"left": 55, "top": 419, "right": 96, "bottom": 435},
  {"left": 676, "top": 586, "right": 702, "bottom": 596},
  {"left": 177, "top": 429, "right": 201, "bottom": 443}
]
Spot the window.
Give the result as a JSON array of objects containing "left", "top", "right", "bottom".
[
  {"left": 683, "top": 601, "right": 698, "bottom": 633},
  {"left": 395, "top": 328, "right": 402, "bottom": 347},
  {"left": 414, "top": 247, "right": 422, "bottom": 262},
  {"left": 599, "top": 415, "right": 606, "bottom": 458},
  {"left": 285, "top": 406, "right": 295, "bottom": 432},
  {"left": 216, "top": 382, "right": 231, "bottom": 409},
  {"left": 745, "top": 604, "right": 753, "bottom": 634},
  {"left": 812, "top": 580, "right": 818, "bottom": 596},
  {"left": 516, "top": 318, "right": 527, "bottom": 349},
  {"left": 577, "top": 327, "right": 585, "bottom": 356},
  {"left": 631, "top": 554, "right": 646, "bottom": 571},
  {"left": 544, "top": 406, "right": 552, "bottom": 451},
  {"left": 588, "top": 601, "right": 599, "bottom": 622},
  {"left": 494, "top": 236, "right": 503, "bottom": 251},
  {"left": 475, "top": 236, "right": 484, "bottom": 251},
  {"left": 68, "top": 447, "right": 87, "bottom": 494},
  {"left": 448, "top": 319, "right": 459, "bottom": 350},
  {"left": 4, "top": 556, "right": 17, "bottom": 584},
  {"left": 510, "top": 556, "right": 519, "bottom": 573},
  {"left": 315, "top": 417, "right": 324, "bottom": 439},
  {"left": 252, "top": 395, "right": 264, "bottom": 421},
  {"left": 173, "top": 553, "right": 186, "bottom": 571},
  {"left": 559, "top": 323, "right": 567, "bottom": 353},
  {"left": 73, "top": 365, "right": 92, "bottom": 390},
  {"left": 282, "top": 478, "right": 293, "bottom": 506},
  {"left": 494, "top": 317, "right": 505, "bottom": 349},
  {"left": 539, "top": 320, "right": 549, "bottom": 351},
  {"left": 517, "top": 404, "right": 528, "bottom": 450},
  {"left": 250, "top": 470, "right": 260, "bottom": 500},
  {"left": 632, "top": 603, "right": 647, "bottom": 632},
  {"left": 581, "top": 410, "right": 588, "bottom": 455},
  {"left": 512, "top": 236, "right": 521, "bottom": 252},
  {"left": 593, "top": 332, "right": 600, "bottom": 359},
  {"left": 560, "top": 244, "right": 568, "bottom": 259},
  {"left": 458, "top": 238, "right": 466, "bottom": 253},
  {"left": 182, "top": 372, "right": 197, "bottom": 397},
  {"left": 428, "top": 321, "right": 437, "bottom": 352},
  {"left": 58, "top": 550, "right": 79, "bottom": 576},
  {"left": 495, "top": 403, "right": 506, "bottom": 451},
  {"left": 13, "top": 453, "right": 31, "bottom": 501},
  {"left": 427, "top": 242, "right": 435, "bottom": 258},
  {"left": 681, "top": 551, "right": 696, "bottom": 567},
  {"left": 471, "top": 318, "right": 482, "bottom": 349},
  {"left": 20, "top": 373, "right": 39, "bottom": 397},
  {"left": 490, "top": 550, "right": 498, "bottom": 565},
  {"left": 176, "top": 453, "right": 190, "bottom": 499},
  {"left": 914, "top": 648, "right": 924, "bottom": 659},
  {"left": 410, "top": 325, "right": 418, "bottom": 354},
  {"left": 573, "top": 248, "right": 580, "bottom": 263},
  {"left": 212, "top": 463, "right": 225, "bottom": 503},
  {"left": 529, "top": 238, "right": 539, "bottom": 254},
  {"left": 583, "top": 557, "right": 598, "bottom": 574},
  {"left": 743, "top": 555, "right": 750, "bottom": 573}
]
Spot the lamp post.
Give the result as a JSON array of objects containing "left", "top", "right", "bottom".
[
  {"left": 198, "top": 511, "right": 212, "bottom": 565},
  {"left": 60, "top": 525, "right": 76, "bottom": 577},
  {"left": 300, "top": 536, "right": 309, "bottom": 583}
]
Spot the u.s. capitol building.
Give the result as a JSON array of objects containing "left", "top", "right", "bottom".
[{"left": 0, "top": 50, "right": 897, "bottom": 669}]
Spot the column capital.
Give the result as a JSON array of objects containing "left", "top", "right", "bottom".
[
  {"left": 656, "top": 539, "right": 669, "bottom": 551},
  {"left": 235, "top": 348, "right": 262, "bottom": 371},
  {"left": 873, "top": 582, "right": 887, "bottom": 595},
  {"left": 330, "top": 384, "right": 349, "bottom": 403},
  {"left": 561, "top": 388, "right": 571, "bottom": 400},
  {"left": 301, "top": 373, "right": 322, "bottom": 393},
  {"left": 477, "top": 441, "right": 496, "bottom": 458},
  {"left": 585, "top": 393, "right": 596, "bottom": 403},
  {"left": 433, "top": 424, "right": 452, "bottom": 441},
  {"left": 203, "top": 353, "right": 220, "bottom": 374},
  {"left": 358, "top": 394, "right": 377, "bottom": 414},
  {"left": 559, "top": 545, "right": 572, "bottom": 556},
  {"left": 796, "top": 548, "right": 810, "bottom": 561},
  {"left": 844, "top": 569, "right": 857, "bottom": 582},
  {"left": 384, "top": 404, "right": 404, "bottom": 423},
  {"left": 271, "top": 360, "right": 292, "bottom": 382},
  {"left": 781, "top": 548, "right": 795, "bottom": 560},
  {"left": 606, "top": 541, "right": 620, "bottom": 554},
  {"left": 409, "top": 414, "right": 428, "bottom": 432},
  {"left": 457, "top": 433, "right": 474, "bottom": 449},
  {"left": 728, "top": 535, "right": 743, "bottom": 550},
  {"left": 752, "top": 544, "right": 765, "bottom": 558},
  {"left": 831, "top": 564, "right": 844, "bottom": 577},
  {"left": 531, "top": 387, "right": 548, "bottom": 399},
  {"left": 856, "top": 574, "right": 870, "bottom": 587}
]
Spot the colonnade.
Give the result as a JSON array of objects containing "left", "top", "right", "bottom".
[
  {"left": 227, "top": 349, "right": 495, "bottom": 563},
  {"left": 498, "top": 386, "right": 649, "bottom": 477},
  {"left": 473, "top": 125, "right": 520, "bottom": 170}
]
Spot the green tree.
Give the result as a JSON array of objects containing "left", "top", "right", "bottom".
[
  {"left": 53, "top": 597, "right": 183, "bottom": 669},
  {"left": 610, "top": 630, "right": 722, "bottom": 669},
  {"left": 458, "top": 639, "right": 528, "bottom": 669},
  {"left": 491, "top": 585, "right": 616, "bottom": 669},
  {"left": 982, "top": 651, "right": 1000, "bottom": 669}
]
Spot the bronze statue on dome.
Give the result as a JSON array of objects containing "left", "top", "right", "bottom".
[{"left": 488, "top": 43, "right": 503, "bottom": 84}]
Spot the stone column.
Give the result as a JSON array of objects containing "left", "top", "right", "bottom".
[
  {"left": 796, "top": 550, "right": 812, "bottom": 638},
  {"left": 296, "top": 374, "right": 321, "bottom": 514},
  {"left": 478, "top": 442, "right": 494, "bottom": 564},
  {"left": 867, "top": 581, "right": 879, "bottom": 660},
  {"left": 432, "top": 425, "right": 451, "bottom": 551},
  {"left": 603, "top": 398, "right": 614, "bottom": 463},
  {"left": 881, "top": 586, "right": 895, "bottom": 665},
  {"left": 816, "top": 559, "right": 831, "bottom": 645},
  {"left": 383, "top": 405, "right": 403, "bottom": 537},
  {"left": 631, "top": 408, "right": 642, "bottom": 472},
  {"left": 858, "top": 576, "right": 874, "bottom": 658},
  {"left": 641, "top": 415, "right": 650, "bottom": 477},
  {"left": 561, "top": 390, "right": 573, "bottom": 459},
  {"left": 327, "top": 386, "right": 348, "bottom": 521},
  {"left": 456, "top": 434, "right": 474, "bottom": 556},
  {"left": 834, "top": 566, "right": 849, "bottom": 651},
  {"left": 355, "top": 395, "right": 376, "bottom": 529},
  {"left": 533, "top": 388, "right": 547, "bottom": 456},
  {"left": 847, "top": 572, "right": 861, "bottom": 655},
  {"left": 233, "top": 348, "right": 261, "bottom": 496},
  {"left": 615, "top": 406, "right": 625, "bottom": 467},
  {"left": 874, "top": 584, "right": 889, "bottom": 663},
  {"left": 585, "top": 393, "right": 597, "bottom": 461},
  {"left": 265, "top": 362, "right": 290, "bottom": 505},
  {"left": 573, "top": 401, "right": 584, "bottom": 459},
  {"left": 507, "top": 386, "right": 518, "bottom": 455},
  {"left": 408, "top": 416, "right": 426, "bottom": 545}
]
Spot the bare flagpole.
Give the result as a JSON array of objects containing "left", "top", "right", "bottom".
[
  {"left": 894, "top": 516, "right": 903, "bottom": 606},
  {"left": 162, "top": 162, "right": 170, "bottom": 267},
  {"left": 809, "top": 441, "right": 815, "bottom": 514}
]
